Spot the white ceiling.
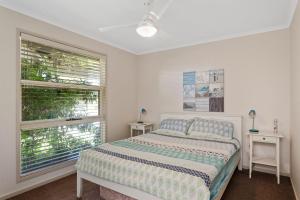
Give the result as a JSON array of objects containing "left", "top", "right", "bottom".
[{"left": 0, "top": 0, "right": 297, "bottom": 54}]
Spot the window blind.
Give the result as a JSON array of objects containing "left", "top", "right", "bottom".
[
  {"left": 21, "top": 40, "right": 105, "bottom": 86},
  {"left": 21, "top": 121, "right": 104, "bottom": 174},
  {"left": 19, "top": 33, "right": 106, "bottom": 177},
  {"left": 22, "top": 86, "right": 100, "bottom": 121}
]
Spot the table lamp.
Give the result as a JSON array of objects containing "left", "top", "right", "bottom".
[
  {"left": 138, "top": 108, "right": 147, "bottom": 123},
  {"left": 249, "top": 109, "right": 259, "bottom": 133}
]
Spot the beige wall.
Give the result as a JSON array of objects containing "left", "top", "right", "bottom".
[
  {"left": 0, "top": 4, "right": 295, "bottom": 199},
  {"left": 0, "top": 6, "right": 138, "bottom": 198},
  {"left": 290, "top": 1, "right": 300, "bottom": 199},
  {"left": 137, "top": 30, "right": 291, "bottom": 174}
]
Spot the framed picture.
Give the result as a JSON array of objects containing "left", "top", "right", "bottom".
[{"left": 183, "top": 69, "right": 224, "bottom": 112}]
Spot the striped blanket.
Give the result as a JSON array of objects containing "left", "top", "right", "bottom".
[{"left": 76, "top": 132, "right": 240, "bottom": 200}]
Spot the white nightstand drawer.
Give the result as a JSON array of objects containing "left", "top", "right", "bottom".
[
  {"left": 131, "top": 125, "right": 142, "bottom": 130},
  {"left": 134, "top": 125, "right": 144, "bottom": 130},
  {"left": 252, "top": 135, "right": 277, "bottom": 143}
]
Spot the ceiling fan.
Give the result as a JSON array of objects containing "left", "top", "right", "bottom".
[{"left": 98, "top": 0, "right": 174, "bottom": 38}]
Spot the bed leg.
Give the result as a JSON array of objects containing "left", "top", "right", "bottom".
[
  {"left": 77, "top": 173, "right": 83, "bottom": 199},
  {"left": 238, "top": 160, "right": 243, "bottom": 171}
]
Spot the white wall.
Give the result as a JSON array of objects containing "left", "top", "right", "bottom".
[
  {"left": 0, "top": 4, "right": 295, "bottom": 199},
  {"left": 290, "top": 1, "right": 300, "bottom": 199},
  {"left": 137, "top": 30, "right": 291, "bottom": 174},
  {"left": 0, "top": 6, "right": 138, "bottom": 198}
]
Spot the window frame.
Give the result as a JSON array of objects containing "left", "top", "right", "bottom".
[{"left": 16, "top": 29, "right": 107, "bottom": 182}]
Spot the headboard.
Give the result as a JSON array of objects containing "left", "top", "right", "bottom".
[{"left": 160, "top": 112, "right": 243, "bottom": 170}]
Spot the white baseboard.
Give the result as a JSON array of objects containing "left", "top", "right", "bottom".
[
  {"left": 242, "top": 165, "right": 290, "bottom": 177},
  {"left": 291, "top": 177, "right": 299, "bottom": 200},
  {"left": 0, "top": 169, "right": 76, "bottom": 200}
]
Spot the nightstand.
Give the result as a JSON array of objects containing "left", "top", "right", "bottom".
[
  {"left": 129, "top": 123, "right": 153, "bottom": 137},
  {"left": 248, "top": 132, "right": 284, "bottom": 184}
]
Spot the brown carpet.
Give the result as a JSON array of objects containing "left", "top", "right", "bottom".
[
  {"left": 222, "top": 170, "right": 295, "bottom": 200},
  {"left": 8, "top": 170, "right": 296, "bottom": 200}
]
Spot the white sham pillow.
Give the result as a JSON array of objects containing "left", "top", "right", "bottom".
[
  {"left": 187, "top": 118, "right": 234, "bottom": 139},
  {"left": 160, "top": 118, "right": 193, "bottom": 134}
]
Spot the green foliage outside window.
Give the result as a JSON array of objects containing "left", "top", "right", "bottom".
[{"left": 20, "top": 41, "right": 103, "bottom": 174}]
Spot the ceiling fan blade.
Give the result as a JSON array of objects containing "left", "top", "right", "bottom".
[
  {"left": 159, "top": 29, "right": 172, "bottom": 38},
  {"left": 156, "top": 0, "right": 175, "bottom": 19},
  {"left": 98, "top": 23, "right": 138, "bottom": 32}
]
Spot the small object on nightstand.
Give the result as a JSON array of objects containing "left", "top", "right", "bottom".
[
  {"left": 273, "top": 119, "right": 278, "bottom": 134},
  {"left": 248, "top": 109, "right": 259, "bottom": 133},
  {"left": 247, "top": 131, "right": 284, "bottom": 184},
  {"left": 129, "top": 122, "right": 153, "bottom": 137}
]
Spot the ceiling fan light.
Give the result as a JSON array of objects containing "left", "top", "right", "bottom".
[{"left": 136, "top": 23, "right": 158, "bottom": 38}]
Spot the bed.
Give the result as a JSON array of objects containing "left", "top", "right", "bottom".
[{"left": 76, "top": 113, "right": 242, "bottom": 200}]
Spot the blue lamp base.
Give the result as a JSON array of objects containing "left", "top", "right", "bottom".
[{"left": 249, "top": 128, "right": 259, "bottom": 133}]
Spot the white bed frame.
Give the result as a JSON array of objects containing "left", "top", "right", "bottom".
[{"left": 77, "top": 113, "right": 243, "bottom": 200}]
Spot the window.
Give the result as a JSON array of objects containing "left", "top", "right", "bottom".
[{"left": 18, "top": 33, "right": 106, "bottom": 180}]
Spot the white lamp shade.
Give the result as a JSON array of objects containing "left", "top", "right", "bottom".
[{"left": 136, "top": 22, "right": 158, "bottom": 38}]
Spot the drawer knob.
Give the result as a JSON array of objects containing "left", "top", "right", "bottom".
[{"left": 263, "top": 137, "right": 266, "bottom": 140}]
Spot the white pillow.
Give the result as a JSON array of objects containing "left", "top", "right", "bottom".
[{"left": 187, "top": 118, "right": 234, "bottom": 139}]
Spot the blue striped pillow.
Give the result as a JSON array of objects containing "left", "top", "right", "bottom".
[{"left": 160, "top": 118, "right": 193, "bottom": 134}]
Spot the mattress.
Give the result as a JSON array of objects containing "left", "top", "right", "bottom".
[{"left": 76, "top": 131, "right": 240, "bottom": 200}]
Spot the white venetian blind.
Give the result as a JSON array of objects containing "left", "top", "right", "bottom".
[{"left": 19, "top": 33, "right": 106, "bottom": 176}]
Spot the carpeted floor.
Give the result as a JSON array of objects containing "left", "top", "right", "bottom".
[
  {"left": 8, "top": 170, "right": 296, "bottom": 200},
  {"left": 222, "top": 170, "right": 295, "bottom": 200}
]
